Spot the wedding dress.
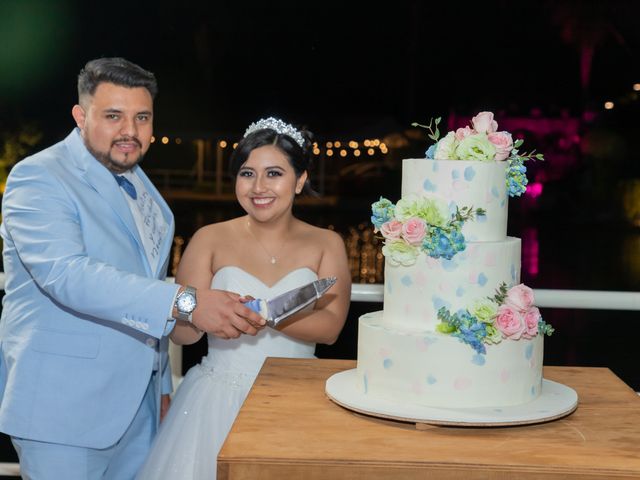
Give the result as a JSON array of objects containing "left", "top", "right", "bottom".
[{"left": 136, "top": 266, "right": 317, "bottom": 480}]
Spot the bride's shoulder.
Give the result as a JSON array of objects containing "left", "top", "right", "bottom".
[
  {"left": 296, "top": 221, "right": 344, "bottom": 249},
  {"left": 189, "top": 219, "right": 238, "bottom": 244}
]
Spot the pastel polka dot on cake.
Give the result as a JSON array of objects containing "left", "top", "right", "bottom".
[
  {"left": 464, "top": 166, "right": 476, "bottom": 181},
  {"left": 471, "top": 354, "right": 485, "bottom": 366},
  {"left": 423, "top": 178, "right": 436, "bottom": 192},
  {"left": 454, "top": 377, "right": 472, "bottom": 390}
]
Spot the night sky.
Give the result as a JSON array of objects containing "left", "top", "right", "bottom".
[{"left": 2, "top": 0, "right": 639, "bottom": 142}]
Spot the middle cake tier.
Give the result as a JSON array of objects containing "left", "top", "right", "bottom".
[{"left": 383, "top": 237, "right": 521, "bottom": 331}]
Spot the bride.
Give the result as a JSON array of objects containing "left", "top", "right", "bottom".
[{"left": 137, "top": 118, "right": 351, "bottom": 479}]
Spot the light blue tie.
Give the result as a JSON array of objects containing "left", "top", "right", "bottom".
[{"left": 115, "top": 175, "right": 137, "bottom": 200}]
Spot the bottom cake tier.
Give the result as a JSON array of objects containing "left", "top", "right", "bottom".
[{"left": 357, "top": 311, "right": 544, "bottom": 408}]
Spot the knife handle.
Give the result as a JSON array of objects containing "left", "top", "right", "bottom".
[{"left": 244, "top": 298, "right": 269, "bottom": 318}]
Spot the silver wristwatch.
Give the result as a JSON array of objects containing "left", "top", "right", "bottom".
[{"left": 174, "top": 285, "right": 197, "bottom": 322}]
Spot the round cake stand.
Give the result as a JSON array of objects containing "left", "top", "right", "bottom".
[{"left": 325, "top": 369, "right": 578, "bottom": 427}]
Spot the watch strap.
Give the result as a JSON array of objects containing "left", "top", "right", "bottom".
[{"left": 174, "top": 285, "right": 197, "bottom": 323}]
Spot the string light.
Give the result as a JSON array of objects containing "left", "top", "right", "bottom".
[{"left": 150, "top": 134, "right": 396, "bottom": 159}]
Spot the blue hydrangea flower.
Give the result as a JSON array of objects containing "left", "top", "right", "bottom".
[
  {"left": 506, "top": 159, "right": 528, "bottom": 197},
  {"left": 425, "top": 144, "right": 436, "bottom": 159},
  {"left": 422, "top": 227, "right": 467, "bottom": 260},
  {"left": 370, "top": 197, "right": 396, "bottom": 229}
]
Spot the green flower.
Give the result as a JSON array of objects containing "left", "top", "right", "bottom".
[
  {"left": 395, "top": 194, "right": 449, "bottom": 227},
  {"left": 382, "top": 240, "right": 419, "bottom": 266},
  {"left": 485, "top": 324, "right": 503, "bottom": 344},
  {"left": 455, "top": 133, "right": 496, "bottom": 161},
  {"left": 469, "top": 298, "right": 498, "bottom": 323}
]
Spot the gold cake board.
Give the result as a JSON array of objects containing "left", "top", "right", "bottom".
[{"left": 325, "top": 368, "right": 578, "bottom": 427}]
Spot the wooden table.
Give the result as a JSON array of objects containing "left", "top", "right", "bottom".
[{"left": 218, "top": 358, "right": 640, "bottom": 480}]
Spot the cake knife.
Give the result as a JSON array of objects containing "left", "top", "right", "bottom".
[{"left": 244, "top": 277, "right": 337, "bottom": 328}]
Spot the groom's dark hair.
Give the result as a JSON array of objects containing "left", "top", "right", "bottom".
[{"left": 77, "top": 57, "right": 158, "bottom": 100}]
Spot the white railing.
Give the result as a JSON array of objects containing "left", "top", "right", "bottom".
[
  {"left": 0, "top": 274, "right": 637, "bottom": 311},
  {"left": 350, "top": 284, "right": 640, "bottom": 310}
]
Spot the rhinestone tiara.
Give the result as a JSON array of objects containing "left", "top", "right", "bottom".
[{"left": 243, "top": 117, "right": 305, "bottom": 148}]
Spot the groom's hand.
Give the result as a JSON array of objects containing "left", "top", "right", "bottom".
[{"left": 191, "top": 289, "right": 266, "bottom": 339}]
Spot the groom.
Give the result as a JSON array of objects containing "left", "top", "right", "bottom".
[{"left": 0, "top": 57, "right": 265, "bottom": 479}]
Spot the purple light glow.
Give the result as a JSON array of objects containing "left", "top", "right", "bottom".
[{"left": 526, "top": 182, "right": 543, "bottom": 198}]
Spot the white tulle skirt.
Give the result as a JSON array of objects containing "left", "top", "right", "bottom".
[
  {"left": 136, "top": 362, "right": 255, "bottom": 480},
  {"left": 137, "top": 266, "right": 318, "bottom": 479}
]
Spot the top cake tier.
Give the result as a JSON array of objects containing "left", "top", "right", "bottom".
[{"left": 401, "top": 159, "right": 508, "bottom": 242}]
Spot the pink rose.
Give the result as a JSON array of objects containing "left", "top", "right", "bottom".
[
  {"left": 401, "top": 217, "right": 427, "bottom": 245},
  {"left": 505, "top": 284, "right": 535, "bottom": 311},
  {"left": 495, "top": 304, "right": 526, "bottom": 339},
  {"left": 488, "top": 131, "right": 513, "bottom": 161},
  {"left": 522, "top": 306, "right": 541, "bottom": 338},
  {"left": 380, "top": 220, "right": 402, "bottom": 240},
  {"left": 455, "top": 126, "right": 474, "bottom": 141},
  {"left": 471, "top": 111, "right": 498, "bottom": 134}
]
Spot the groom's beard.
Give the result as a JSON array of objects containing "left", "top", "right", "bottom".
[{"left": 86, "top": 136, "right": 145, "bottom": 174}]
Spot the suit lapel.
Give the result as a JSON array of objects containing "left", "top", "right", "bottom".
[{"left": 64, "top": 130, "right": 149, "bottom": 272}]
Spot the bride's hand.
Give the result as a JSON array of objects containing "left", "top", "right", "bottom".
[{"left": 191, "top": 289, "right": 266, "bottom": 339}]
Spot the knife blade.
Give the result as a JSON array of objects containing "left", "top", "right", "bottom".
[{"left": 244, "top": 277, "right": 337, "bottom": 328}]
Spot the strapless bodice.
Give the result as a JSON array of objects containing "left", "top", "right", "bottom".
[{"left": 202, "top": 266, "right": 318, "bottom": 376}]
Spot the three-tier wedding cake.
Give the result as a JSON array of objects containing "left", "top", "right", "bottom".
[{"left": 356, "top": 112, "right": 553, "bottom": 409}]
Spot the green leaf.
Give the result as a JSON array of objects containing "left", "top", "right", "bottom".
[{"left": 436, "top": 322, "right": 456, "bottom": 334}]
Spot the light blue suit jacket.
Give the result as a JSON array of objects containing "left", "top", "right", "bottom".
[{"left": 0, "top": 129, "right": 179, "bottom": 449}]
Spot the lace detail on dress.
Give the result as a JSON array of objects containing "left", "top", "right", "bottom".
[{"left": 194, "top": 363, "right": 254, "bottom": 389}]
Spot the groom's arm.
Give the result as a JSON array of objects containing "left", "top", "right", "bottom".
[{"left": 2, "top": 157, "right": 179, "bottom": 339}]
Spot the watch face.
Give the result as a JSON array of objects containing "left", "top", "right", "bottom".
[{"left": 177, "top": 293, "right": 196, "bottom": 313}]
